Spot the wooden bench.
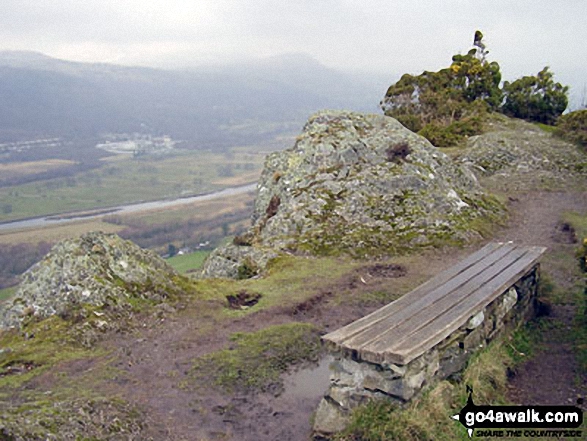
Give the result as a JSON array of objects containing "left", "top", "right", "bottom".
[
  {"left": 314, "top": 242, "right": 547, "bottom": 435},
  {"left": 323, "top": 242, "right": 546, "bottom": 366}
]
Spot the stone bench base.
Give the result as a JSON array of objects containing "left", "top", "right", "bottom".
[{"left": 313, "top": 266, "right": 540, "bottom": 436}]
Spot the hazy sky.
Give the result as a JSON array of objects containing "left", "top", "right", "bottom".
[{"left": 0, "top": 0, "right": 585, "bottom": 106}]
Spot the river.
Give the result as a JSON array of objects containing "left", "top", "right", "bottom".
[{"left": 0, "top": 183, "right": 257, "bottom": 233}]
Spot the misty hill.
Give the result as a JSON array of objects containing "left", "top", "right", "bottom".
[{"left": 0, "top": 51, "right": 389, "bottom": 147}]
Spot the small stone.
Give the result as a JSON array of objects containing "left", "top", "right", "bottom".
[
  {"left": 467, "top": 311, "right": 485, "bottom": 330},
  {"left": 313, "top": 398, "right": 350, "bottom": 435}
]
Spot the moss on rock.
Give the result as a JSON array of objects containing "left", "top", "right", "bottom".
[
  {"left": 202, "top": 110, "right": 504, "bottom": 278},
  {"left": 0, "top": 232, "right": 184, "bottom": 332}
]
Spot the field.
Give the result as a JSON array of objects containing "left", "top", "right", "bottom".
[
  {"left": 0, "top": 220, "right": 124, "bottom": 246},
  {"left": 0, "top": 148, "right": 264, "bottom": 223},
  {"left": 166, "top": 251, "right": 211, "bottom": 273},
  {"left": 0, "top": 189, "right": 256, "bottom": 289},
  {"left": 0, "top": 159, "right": 77, "bottom": 181}
]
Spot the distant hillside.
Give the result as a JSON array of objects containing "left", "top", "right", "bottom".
[{"left": 0, "top": 51, "right": 390, "bottom": 147}]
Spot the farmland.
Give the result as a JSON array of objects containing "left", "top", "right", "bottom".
[{"left": 0, "top": 148, "right": 264, "bottom": 223}]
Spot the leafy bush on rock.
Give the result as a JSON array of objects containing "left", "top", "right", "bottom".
[
  {"left": 556, "top": 109, "right": 587, "bottom": 148},
  {"left": 381, "top": 31, "right": 569, "bottom": 146}
]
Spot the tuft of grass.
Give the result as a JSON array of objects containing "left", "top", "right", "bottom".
[
  {"left": 0, "top": 316, "right": 105, "bottom": 390},
  {"left": 535, "top": 122, "right": 557, "bottom": 133},
  {"left": 563, "top": 211, "right": 587, "bottom": 239},
  {"left": 560, "top": 212, "right": 587, "bottom": 370},
  {"left": 0, "top": 286, "right": 17, "bottom": 303},
  {"left": 189, "top": 322, "right": 322, "bottom": 392}
]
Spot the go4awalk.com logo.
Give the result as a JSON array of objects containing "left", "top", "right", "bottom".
[{"left": 451, "top": 386, "right": 583, "bottom": 438}]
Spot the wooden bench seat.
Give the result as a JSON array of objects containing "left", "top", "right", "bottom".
[{"left": 322, "top": 242, "right": 546, "bottom": 366}]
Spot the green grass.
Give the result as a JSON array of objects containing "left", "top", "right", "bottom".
[
  {"left": 0, "top": 286, "right": 16, "bottom": 303},
  {"left": 535, "top": 122, "right": 557, "bottom": 133},
  {"left": 0, "top": 149, "right": 263, "bottom": 222},
  {"left": 166, "top": 251, "right": 210, "bottom": 273},
  {"left": 0, "top": 316, "right": 105, "bottom": 391},
  {"left": 193, "top": 254, "right": 361, "bottom": 313},
  {"left": 563, "top": 211, "right": 587, "bottom": 239},
  {"left": 562, "top": 212, "right": 587, "bottom": 371},
  {"left": 189, "top": 322, "right": 322, "bottom": 392}
]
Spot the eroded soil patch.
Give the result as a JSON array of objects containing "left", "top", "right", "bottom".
[{"left": 226, "top": 290, "right": 262, "bottom": 309}]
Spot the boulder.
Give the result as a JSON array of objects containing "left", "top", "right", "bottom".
[
  {"left": 0, "top": 231, "right": 180, "bottom": 329},
  {"left": 460, "top": 115, "right": 587, "bottom": 190},
  {"left": 202, "top": 110, "right": 503, "bottom": 278}
]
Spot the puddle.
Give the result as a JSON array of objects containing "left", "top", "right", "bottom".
[
  {"left": 200, "top": 356, "right": 335, "bottom": 441},
  {"left": 280, "top": 355, "right": 333, "bottom": 401}
]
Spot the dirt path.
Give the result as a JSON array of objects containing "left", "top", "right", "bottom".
[
  {"left": 491, "top": 192, "right": 587, "bottom": 409},
  {"left": 86, "top": 191, "right": 587, "bottom": 440}
]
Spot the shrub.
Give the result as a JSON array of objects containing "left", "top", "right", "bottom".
[
  {"left": 380, "top": 31, "right": 569, "bottom": 146},
  {"left": 502, "top": 67, "right": 568, "bottom": 125},
  {"left": 381, "top": 31, "right": 499, "bottom": 147},
  {"left": 556, "top": 109, "right": 587, "bottom": 148}
]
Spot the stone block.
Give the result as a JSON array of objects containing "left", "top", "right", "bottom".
[
  {"left": 313, "top": 398, "right": 350, "bottom": 436},
  {"left": 467, "top": 310, "right": 485, "bottom": 330}
]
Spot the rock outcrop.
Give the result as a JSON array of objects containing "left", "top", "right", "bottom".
[
  {"left": 460, "top": 115, "right": 587, "bottom": 191},
  {"left": 0, "top": 231, "right": 181, "bottom": 329},
  {"left": 202, "top": 110, "right": 503, "bottom": 278}
]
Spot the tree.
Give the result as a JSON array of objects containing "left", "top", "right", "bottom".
[
  {"left": 381, "top": 31, "right": 569, "bottom": 145},
  {"left": 502, "top": 67, "right": 568, "bottom": 124},
  {"left": 380, "top": 30, "right": 501, "bottom": 146}
]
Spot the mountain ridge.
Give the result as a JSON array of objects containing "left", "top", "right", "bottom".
[{"left": 0, "top": 51, "right": 391, "bottom": 146}]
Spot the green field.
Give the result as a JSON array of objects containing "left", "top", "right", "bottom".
[
  {"left": 0, "top": 149, "right": 263, "bottom": 223},
  {"left": 166, "top": 251, "right": 211, "bottom": 274}
]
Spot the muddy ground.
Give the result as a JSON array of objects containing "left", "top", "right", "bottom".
[{"left": 16, "top": 190, "right": 587, "bottom": 441}]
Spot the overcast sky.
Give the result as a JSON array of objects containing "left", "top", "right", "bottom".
[{"left": 0, "top": 0, "right": 585, "bottom": 107}]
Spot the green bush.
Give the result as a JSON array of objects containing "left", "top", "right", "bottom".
[
  {"left": 380, "top": 31, "right": 569, "bottom": 146},
  {"left": 381, "top": 31, "right": 500, "bottom": 147},
  {"left": 556, "top": 109, "right": 587, "bottom": 147},
  {"left": 502, "top": 67, "right": 568, "bottom": 125}
]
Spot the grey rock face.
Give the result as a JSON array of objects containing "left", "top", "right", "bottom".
[
  {"left": 199, "top": 244, "right": 279, "bottom": 279},
  {"left": 202, "top": 110, "right": 502, "bottom": 278},
  {"left": 460, "top": 116, "right": 587, "bottom": 190},
  {"left": 0, "top": 231, "right": 180, "bottom": 329}
]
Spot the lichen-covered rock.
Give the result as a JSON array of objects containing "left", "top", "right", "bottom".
[
  {"left": 202, "top": 110, "right": 503, "bottom": 278},
  {"left": 460, "top": 115, "right": 587, "bottom": 190},
  {"left": 200, "top": 244, "right": 280, "bottom": 279},
  {"left": 0, "top": 231, "right": 181, "bottom": 329}
]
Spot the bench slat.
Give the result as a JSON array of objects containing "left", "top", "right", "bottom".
[
  {"left": 323, "top": 242, "right": 505, "bottom": 345},
  {"left": 328, "top": 244, "right": 514, "bottom": 349},
  {"left": 322, "top": 243, "right": 546, "bottom": 366},
  {"left": 389, "top": 246, "right": 545, "bottom": 364},
  {"left": 336, "top": 243, "right": 516, "bottom": 351},
  {"left": 360, "top": 246, "right": 528, "bottom": 357}
]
